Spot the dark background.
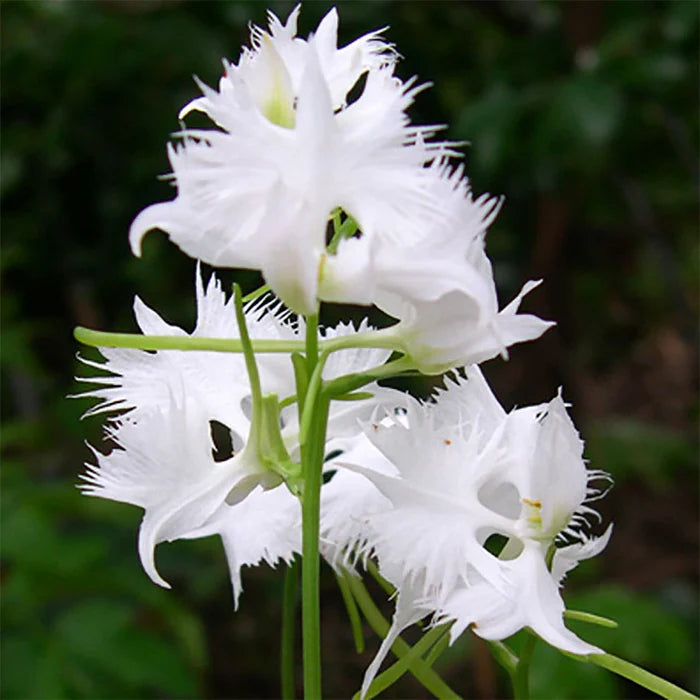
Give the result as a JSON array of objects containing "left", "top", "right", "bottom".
[{"left": 2, "top": 1, "right": 698, "bottom": 698}]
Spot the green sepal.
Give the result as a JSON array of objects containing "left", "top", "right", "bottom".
[{"left": 259, "top": 393, "right": 301, "bottom": 480}]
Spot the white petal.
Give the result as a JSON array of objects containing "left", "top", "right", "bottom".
[
  {"left": 130, "top": 8, "right": 450, "bottom": 310},
  {"left": 185, "top": 483, "right": 302, "bottom": 608},
  {"left": 552, "top": 524, "right": 613, "bottom": 584},
  {"left": 440, "top": 541, "right": 602, "bottom": 656},
  {"left": 361, "top": 579, "right": 430, "bottom": 700},
  {"left": 318, "top": 237, "right": 377, "bottom": 305},
  {"left": 80, "top": 395, "right": 268, "bottom": 589},
  {"left": 132, "top": 296, "right": 186, "bottom": 336}
]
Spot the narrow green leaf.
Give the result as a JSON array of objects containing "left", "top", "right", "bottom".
[
  {"left": 587, "top": 652, "right": 697, "bottom": 700},
  {"left": 345, "top": 575, "right": 462, "bottom": 700},
  {"left": 564, "top": 609, "right": 618, "bottom": 629},
  {"left": 424, "top": 629, "right": 451, "bottom": 668},
  {"left": 334, "top": 572, "right": 365, "bottom": 654},
  {"left": 358, "top": 625, "right": 454, "bottom": 700}
]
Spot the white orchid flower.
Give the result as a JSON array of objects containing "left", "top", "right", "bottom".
[
  {"left": 76, "top": 268, "right": 406, "bottom": 600},
  {"left": 75, "top": 270, "right": 296, "bottom": 441},
  {"left": 319, "top": 159, "right": 554, "bottom": 372},
  {"left": 183, "top": 482, "right": 302, "bottom": 609},
  {"left": 80, "top": 391, "right": 282, "bottom": 589},
  {"left": 347, "top": 368, "right": 612, "bottom": 696},
  {"left": 438, "top": 527, "right": 613, "bottom": 653},
  {"left": 129, "top": 6, "right": 450, "bottom": 313}
]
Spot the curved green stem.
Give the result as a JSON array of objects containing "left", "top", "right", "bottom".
[
  {"left": 319, "top": 328, "right": 400, "bottom": 354},
  {"left": 334, "top": 572, "right": 365, "bottom": 654},
  {"left": 75, "top": 324, "right": 404, "bottom": 356},
  {"left": 424, "top": 627, "right": 451, "bottom": 668},
  {"left": 299, "top": 349, "right": 332, "bottom": 446},
  {"left": 585, "top": 653, "right": 697, "bottom": 700},
  {"left": 487, "top": 640, "right": 518, "bottom": 676},
  {"left": 233, "top": 285, "right": 263, "bottom": 429},
  {"left": 281, "top": 560, "right": 299, "bottom": 700},
  {"left": 564, "top": 609, "right": 618, "bottom": 629},
  {"left": 324, "top": 356, "right": 415, "bottom": 398},
  {"left": 365, "top": 560, "right": 395, "bottom": 598},
  {"left": 345, "top": 575, "right": 463, "bottom": 699},
  {"left": 242, "top": 283, "right": 270, "bottom": 303},
  {"left": 512, "top": 632, "right": 537, "bottom": 699},
  {"left": 357, "top": 625, "right": 453, "bottom": 700},
  {"left": 74, "top": 326, "right": 305, "bottom": 353}
]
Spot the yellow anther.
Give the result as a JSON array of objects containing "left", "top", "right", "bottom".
[{"left": 522, "top": 497, "right": 542, "bottom": 508}]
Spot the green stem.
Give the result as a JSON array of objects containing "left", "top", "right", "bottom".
[
  {"left": 345, "top": 575, "right": 463, "bottom": 699},
  {"left": 233, "top": 285, "right": 263, "bottom": 429},
  {"left": 305, "top": 314, "right": 319, "bottom": 378},
  {"left": 320, "top": 328, "right": 399, "bottom": 354},
  {"left": 334, "top": 572, "right": 365, "bottom": 654},
  {"left": 486, "top": 640, "right": 518, "bottom": 676},
  {"left": 299, "top": 350, "right": 331, "bottom": 446},
  {"left": 424, "top": 627, "right": 451, "bottom": 668},
  {"left": 564, "top": 609, "right": 618, "bottom": 629},
  {"left": 324, "top": 356, "right": 414, "bottom": 398},
  {"left": 74, "top": 326, "right": 305, "bottom": 354},
  {"left": 242, "top": 283, "right": 271, "bottom": 303},
  {"left": 585, "top": 653, "right": 697, "bottom": 700},
  {"left": 299, "top": 388, "right": 329, "bottom": 700},
  {"left": 365, "top": 560, "right": 395, "bottom": 598},
  {"left": 357, "top": 625, "right": 452, "bottom": 700},
  {"left": 512, "top": 632, "right": 537, "bottom": 699},
  {"left": 75, "top": 324, "right": 402, "bottom": 356},
  {"left": 281, "top": 561, "right": 299, "bottom": 700}
]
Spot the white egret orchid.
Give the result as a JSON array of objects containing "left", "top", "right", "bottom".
[
  {"left": 319, "top": 160, "right": 554, "bottom": 373},
  {"left": 76, "top": 268, "right": 406, "bottom": 598},
  {"left": 72, "top": 4, "right": 692, "bottom": 698},
  {"left": 129, "top": 6, "right": 452, "bottom": 313},
  {"left": 347, "top": 368, "right": 612, "bottom": 697}
]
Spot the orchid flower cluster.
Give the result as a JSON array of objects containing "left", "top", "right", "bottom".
[{"left": 74, "top": 8, "right": 690, "bottom": 700}]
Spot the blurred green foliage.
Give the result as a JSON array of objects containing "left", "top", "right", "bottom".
[{"left": 2, "top": 1, "right": 697, "bottom": 698}]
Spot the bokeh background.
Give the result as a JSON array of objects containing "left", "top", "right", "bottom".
[{"left": 2, "top": 1, "right": 698, "bottom": 698}]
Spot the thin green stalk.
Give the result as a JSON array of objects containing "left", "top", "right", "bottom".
[
  {"left": 74, "top": 326, "right": 305, "bottom": 354},
  {"left": 326, "top": 208, "right": 344, "bottom": 254},
  {"left": 486, "top": 640, "right": 518, "bottom": 676},
  {"left": 319, "top": 328, "right": 399, "bottom": 354},
  {"left": 242, "top": 283, "right": 270, "bottom": 303},
  {"left": 512, "top": 632, "right": 537, "bottom": 699},
  {"left": 291, "top": 352, "right": 309, "bottom": 415},
  {"left": 281, "top": 561, "right": 299, "bottom": 700},
  {"left": 586, "top": 653, "right": 697, "bottom": 700},
  {"left": 345, "top": 575, "right": 463, "bottom": 699},
  {"left": 564, "top": 609, "right": 618, "bottom": 629},
  {"left": 356, "top": 625, "right": 452, "bottom": 700},
  {"left": 299, "top": 349, "right": 331, "bottom": 446},
  {"left": 334, "top": 572, "right": 365, "bottom": 654},
  {"left": 233, "top": 284, "right": 263, "bottom": 428},
  {"left": 305, "top": 313, "right": 319, "bottom": 378},
  {"left": 424, "top": 626, "right": 451, "bottom": 668},
  {"left": 300, "top": 389, "right": 329, "bottom": 699},
  {"left": 365, "top": 560, "right": 395, "bottom": 598},
  {"left": 75, "top": 323, "right": 403, "bottom": 356},
  {"left": 324, "top": 356, "right": 415, "bottom": 398}
]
